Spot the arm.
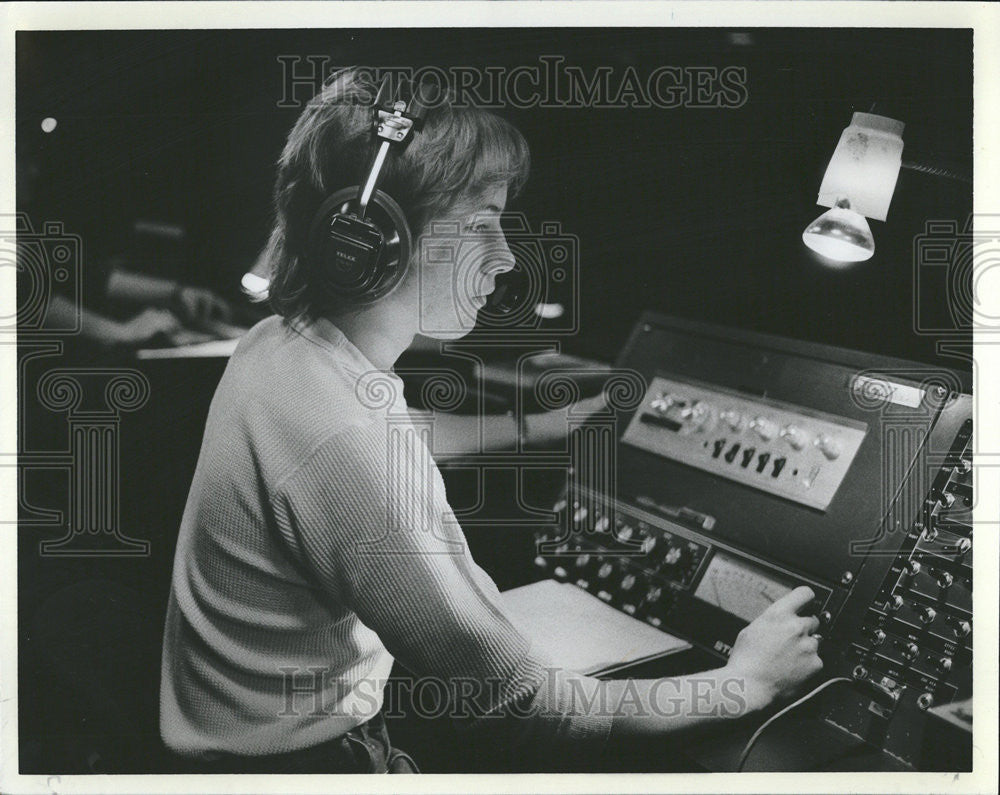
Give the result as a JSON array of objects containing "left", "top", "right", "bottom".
[
  {"left": 43, "top": 293, "right": 181, "bottom": 348},
  {"left": 106, "top": 269, "right": 231, "bottom": 322},
  {"left": 414, "top": 393, "right": 609, "bottom": 458},
  {"left": 599, "top": 586, "right": 823, "bottom": 740},
  {"left": 275, "top": 422, "right": 821, "bottom": 759}
]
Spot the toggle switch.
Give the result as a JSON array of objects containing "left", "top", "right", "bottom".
[
  {"left": 620, "top": 574, "right": 636, "bottom": 591},
  {"left": 597, "top": 562, "right": 614, "bottom": 579}
]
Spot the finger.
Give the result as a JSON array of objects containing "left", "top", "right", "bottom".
[
  {"left": 211, "top": 296, "right": 232, "bottom": 321},
  {"left": 193, "top": 293, "right": 213, "bottom": 319},
  {"left": 768, "top": 585, "right": 815, "bottom": 615},
  {"left": 155, "top": 310, "right": 182, "bottom": 332},
  {"left": 797, "top": 615, "right": 821, "bottom": 635}
]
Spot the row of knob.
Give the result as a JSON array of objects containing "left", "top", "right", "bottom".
[
  {"left": 868, "top": 632, "right": 958, "bottom": 670},
  {"left": 534, "top": 554, "right": 672, "bottom": 621},
  {"left": 649, "top": 393, "right": 844, "bottom": 458}
]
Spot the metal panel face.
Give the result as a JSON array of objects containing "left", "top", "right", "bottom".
[{"left": 623, "top": 375, "right": 868, "bottom": 510}]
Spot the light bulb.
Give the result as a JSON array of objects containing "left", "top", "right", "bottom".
[{"left": 802, "top": 199, "right": 875, "bottom": 263}]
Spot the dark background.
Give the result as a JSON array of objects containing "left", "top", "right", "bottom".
[
  {"left": 17, "top": 27, "right": 973, "bottom": 365},
  {"left": 15, "top": 28, "right": 973, "bottom": 774}
]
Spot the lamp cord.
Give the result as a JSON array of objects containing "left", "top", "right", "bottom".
[
  {"left": 736, "top": 677, "right": 854, "bottom": 772},
  {"left": 901, "top": 160, "right": 972, "bottom": 184}
]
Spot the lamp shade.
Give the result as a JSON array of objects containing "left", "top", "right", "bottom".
[{"left": 816, "top": 112, "right": 904, "bottom": 222}]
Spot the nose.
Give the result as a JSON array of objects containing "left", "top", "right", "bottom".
[{"left": 481, "top": 235, "right": 516, "bottom": 276}]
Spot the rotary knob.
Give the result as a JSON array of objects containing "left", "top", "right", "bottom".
[
  {"left": 905, "top": 559, "right": 922, "bottom": 577},
  {"left": 938, "top": 491, "right": 956, "bottom": 509},
  {"left": 683, "top": 402, "right": 717, "bottom": 433},
  {"left": 956, "top": 458, "right": 972, "bottom": 474},
  {"left": 902, "top": 642, "right": 919, "bottom": 661},
  {"left": 916, "top": 692, "right": 935, "bottom": 710},
  {"left": 936, "top": 656, "right": 953, "bottom": 673},
  {"left": 884, "top": 594, "right": 904, "bottom": 612},
  {"left": 936, "top": 570, "right": 954, "bottom": 589},
  {"left": 780, "top": 425, "right": 808, "bottom": 450},
  {"left": 597, "top": 562, "right": 614, "bottom": 579},
  {"left": 749, "top": 417, "right": 778, "bottom": 441},
  {"left": 916, "top": 605, "right": 937, "bottom": 624},
  {"left": 620, "top": 573, "right": 637, "bottom": 591},
  {"left": 814, "top": 434, "right": 843, "bottom": 460},
  {"left": 871, "top": 629, "right": 887, "bottom": 646},
  {"left": 720, "top": 408, "right": 744, "bottom": 431},
  {"left": 650, "top": 392, "right": 677, "bottom": 414},
  {"left": 952, "top": 619, "right": 971, "bottom": 638},
  {"left": 646, "top": 586, "right": 663, "bottom": 603},
  {"left": 955, "top": 537, "right": 972, "bottom": 555}
]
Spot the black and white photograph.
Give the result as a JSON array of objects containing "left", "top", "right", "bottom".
[{"left": 2, "top": 2, "right": 998, "bottom": 792}]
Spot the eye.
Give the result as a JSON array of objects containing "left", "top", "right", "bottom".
[{"left": 466, "top": 221, "right": 491, "bottom": 234}]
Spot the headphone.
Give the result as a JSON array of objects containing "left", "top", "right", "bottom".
[{"left": 305, "top": 78, "right": 427, "bottom": 305}]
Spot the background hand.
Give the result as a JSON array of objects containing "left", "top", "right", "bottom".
[
  {"left": 171, "top": 285, "right": 232, "bottom": 324},
  {"left": 113, "top": 308, "right": 183, "bottom": 348}
]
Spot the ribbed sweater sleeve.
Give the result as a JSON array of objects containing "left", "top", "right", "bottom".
[{"left": 271, "top": 420, "right": 613, "bottom": 752}]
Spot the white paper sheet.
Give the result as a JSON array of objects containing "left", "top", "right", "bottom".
[{"left": 500, "top": 579, "right": 691, "bottom": 675}]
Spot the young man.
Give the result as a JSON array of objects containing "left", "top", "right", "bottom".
[{"left": 160, "top": 68, "right": 823, "bottom": 773}]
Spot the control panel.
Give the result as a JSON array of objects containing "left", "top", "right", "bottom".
[
  {"left": 623, "top": 376, "right": 867, "bottom": 510},
  {"left": 525, "top": 313, "right": 973, "bottom": 771},
  {"left": 533, "top": 493, "right": 836, "bottom": 661},
  {"left": 821, "top": 395, "right": 973, "bottom": 769}
]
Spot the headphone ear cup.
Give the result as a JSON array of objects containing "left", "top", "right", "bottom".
[{"left": 307, "top": 187, "right": 413, "bottom": 305}]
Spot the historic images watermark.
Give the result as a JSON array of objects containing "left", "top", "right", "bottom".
[
  {"left": 277, "top": 58, "right": 749, "bottom": 111},
  {"left": 277, "top": 666, "right": 748, "bottom": 721},
  {"left": 6, "top": 212, "right": 152, "bottom": 556}
]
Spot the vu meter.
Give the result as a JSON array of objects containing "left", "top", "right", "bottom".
[{"left": 693, "top": 551, "right": 798, "bottom": 623}]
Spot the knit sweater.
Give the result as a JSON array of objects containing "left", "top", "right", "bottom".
[{"left": 159, "top": 315, "right": 612, "bottom": 759}]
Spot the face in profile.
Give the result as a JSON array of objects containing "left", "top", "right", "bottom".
[{"left": 408, "top": 184, "right": 515, "bottom": 340}]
